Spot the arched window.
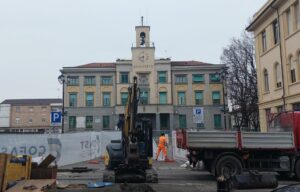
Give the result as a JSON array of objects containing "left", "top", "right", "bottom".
[
  {"left": 264, "top": 69, "right": 269, "bottom": 92},
  {"left": 289, "top": 55, "right": 296, "bottom": 83},
  {"left": 140, "top": 32, "right": 146, "bottom": 46},
  {"left": 275, "top": 63, "right": 282, "bottom": 88}
]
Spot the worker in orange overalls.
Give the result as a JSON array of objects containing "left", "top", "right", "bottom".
[{"left": 155, "top": 133, "right": 168, "bottom": 160}]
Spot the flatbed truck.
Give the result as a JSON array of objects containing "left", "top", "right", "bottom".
[{"left": 176, "top": 112, "right": 300, "bottom": 178}]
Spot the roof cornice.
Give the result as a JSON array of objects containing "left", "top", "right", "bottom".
[{"left": 246, "top": 0, "right": 284, "bottom": 31}]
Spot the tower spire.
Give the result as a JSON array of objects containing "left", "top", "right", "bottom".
[{"left": 141, "top": 16, "right": 144, "bottom": 26}]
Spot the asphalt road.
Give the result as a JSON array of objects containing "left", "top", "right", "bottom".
[{"left": 54, "top": 160, "right": 300, "bottom": 192}]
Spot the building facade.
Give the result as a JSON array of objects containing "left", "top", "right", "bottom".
[
  {"left": 247, "top": 0, "right": 300, "bottom": 132},
  {"left": 61, "top": 22, "right": 227, "bottom": 132},
  {"left": 0, "top": 99, "right": 62, "bottom": 133}
]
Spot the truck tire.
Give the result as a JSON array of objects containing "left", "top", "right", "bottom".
[
  {"left": 215, "top": 155, "right": 242, "bottom": 178},
  {"left": 294, "top": 159, "right": 300, "bottom": 179}
]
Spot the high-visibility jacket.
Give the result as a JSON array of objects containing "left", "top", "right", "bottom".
[{"left": 158, "top": 136, "right": 167, "bottom": 148}]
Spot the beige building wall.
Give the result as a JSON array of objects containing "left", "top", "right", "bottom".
[
  {"left": 65, "top": 69, "right": 116, "bottom": 108},
  {"left": 11, "top": 105, "right": 51, "bottom": 128},
  {"left": 172, "top": 70, "right": 224, "bottom": 106},
  {"left": 155, "top": 59, "right": 172, "bottom": 105},
  {"left": 248, "top": 0, "right": 300, "bottom": 132}
]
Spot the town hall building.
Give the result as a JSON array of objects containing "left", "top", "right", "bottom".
[{"left": 61, "top": 20, "right": 227, "bottom": 132}]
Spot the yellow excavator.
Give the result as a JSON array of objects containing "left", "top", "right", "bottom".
[{"left": 103, "top": 76, "right": 158, "bottom": 183}]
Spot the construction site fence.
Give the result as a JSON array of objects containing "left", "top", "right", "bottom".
[{"left": 0, "top": 131, "right": 188, "bottom": 166}]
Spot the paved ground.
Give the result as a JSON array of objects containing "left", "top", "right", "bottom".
[{"left": 53, "top": 160, "right": 300, "bottom": 192}]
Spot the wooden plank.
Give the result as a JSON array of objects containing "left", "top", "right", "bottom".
[
  {"left": 38, "top": 154, "right": 55, "bottom": 168},
  {"left": 0, "top": 154, "right": 8, "bottom": 192},
  {"left": 6, "top": 179, "right": 56, "bottom": 192}
]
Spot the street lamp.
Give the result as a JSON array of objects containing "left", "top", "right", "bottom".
[
  {"left": 58, "top": 72, "right": 69, "bottom": 134},
  {"left": 216, "top": 66, "right": 229, "bottom": 130}
]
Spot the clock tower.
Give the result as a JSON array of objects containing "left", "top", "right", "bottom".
[{"left": 131, "top": 17, "right": 155, "bottom": 104}]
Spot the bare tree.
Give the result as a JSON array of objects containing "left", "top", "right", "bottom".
[{"left": 221, "top": 33, "right": 259, "bottom": 131}]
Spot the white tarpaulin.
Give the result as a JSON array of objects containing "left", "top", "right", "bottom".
[
  {"left": 0, "top": 131, "right": 187, "bottom": 166},
  {"left": 172, "top": 131, "right": 187, "bottom": 161},
  {"left": 0, "top": 131, "right": 121, "bottom": 166}
]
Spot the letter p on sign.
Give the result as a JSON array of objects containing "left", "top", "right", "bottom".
[{"left": 51, "top": 111, "right": 62, "bottom": 124}]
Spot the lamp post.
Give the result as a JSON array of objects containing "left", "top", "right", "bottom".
[
  {"left": 58, "top": 73, "right": 68, "bottom": 134},
  {"left": 216, "top": 66, "right": 229, "bottom": 130}
]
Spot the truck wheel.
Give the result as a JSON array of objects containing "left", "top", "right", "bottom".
[
  {"left": 294, "top": 160, "right": 300, "bottom": 179},
  {"left": 215, "top": 156, "right": 242, "bottom": 178}
]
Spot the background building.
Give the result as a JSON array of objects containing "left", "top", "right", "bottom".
[
  {"left": 0, "top": 99, "right": 62, "bottom": 133},
  {"left": 61, "top": 21, "right": 227, "bottom": 132},
  {"left": 247, "top": 0, "right": 300, "bottom": 131}
]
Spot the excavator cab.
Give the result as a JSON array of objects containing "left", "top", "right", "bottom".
[{"left": 103, "top": 77, "right": 157, "bottom": 183}]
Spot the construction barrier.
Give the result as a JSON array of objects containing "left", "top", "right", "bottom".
[
  {"left": 0, "top": 131, "right": 121, "bottom": 166},
  {"left": 0, "top": 131, "right": 186, "bottom": 166},
  {"left": 172, "top": 131, "right": 188, "bottom": 162}
]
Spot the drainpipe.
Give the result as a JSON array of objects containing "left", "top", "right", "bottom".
[{"left": 272, "top": 6, "right": 287, "bottom": 111}]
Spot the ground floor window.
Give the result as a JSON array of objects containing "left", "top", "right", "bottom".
[
  {"left": 86, "top": 116, "right": 93, "bottom": 128},
  {"left": 69, "top": 116, "right": 76, "bottom": 129},
  {"left": 160, "top": 114, "right": 169, "bottom": 130},
  {"left": 103, "top": 116, "right": 110, "bottom": 129},
  {"left": 179, "top": 115, "right": 187, "bottom": 129},
  {"left": 293, "top": 103, "right": 300, "bottom": 111},
  {"left": 214, "top": 114, "right": 221, "bottom": 129}
]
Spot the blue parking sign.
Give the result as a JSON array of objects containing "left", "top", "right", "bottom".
[
  {"left": 51, "top": 111, "right": 62, "bottom": 124},
  {"left": 195, "top": 108, "right": 202, "bottom": 114}
]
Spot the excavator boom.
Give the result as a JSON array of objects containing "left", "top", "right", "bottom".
[{"left": 103, "top": 76, "right": 157, "bottom": 183}]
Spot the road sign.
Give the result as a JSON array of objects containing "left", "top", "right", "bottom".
[
  {"left": 193, "top": 107, "right": 204, "bottom": 124},
  {"left": 51, "top": 111, "right": 62, "bottom": 126}
]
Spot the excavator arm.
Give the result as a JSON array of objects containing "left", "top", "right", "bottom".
[
  {"left": 123, "top": 76, "right": 139, "bottom": 164},
  {"left": 103, "top": 76, "right": 157, "bottom": 183}
]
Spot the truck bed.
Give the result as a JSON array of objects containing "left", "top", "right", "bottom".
[
  {"left": 182, "top": 131, "right": 295, "bottom": 150},
  {"left": 241, "top": 132, "right": 294, "bottom": 149},
  {"left": 187, "top": 131, "right": 237, "bottom": 148}
]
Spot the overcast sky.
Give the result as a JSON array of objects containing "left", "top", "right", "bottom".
[{"left": 0, "top": 0, "right": 266, "bottom": 102}]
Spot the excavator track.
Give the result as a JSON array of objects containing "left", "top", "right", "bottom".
[
  {"left": 145, "top": 169, "right": 158, "bottom": 183},
  {"left": 103, "top": 169, "right": 115, "bottom": 183},
  {"left": 103, "top": 168, "right": 158, "bottom": 183}
]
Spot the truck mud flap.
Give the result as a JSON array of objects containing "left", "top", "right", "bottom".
[{"left": 232, "top": 171, "right": 278, "bottom": 189}]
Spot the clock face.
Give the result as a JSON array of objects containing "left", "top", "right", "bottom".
[{"left": 138, "top": 51, "right": 149, "bottom": 63}]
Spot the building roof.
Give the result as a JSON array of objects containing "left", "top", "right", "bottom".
[
  {"left": 246, "top": 0, "right": 281, "bottom": 31},
  {"left": 1, "top": 99, "right": 62, "bottom": 105},
  {"left": 171, "top": 60, "right": 216, "bottom": 66},
  {"left": 72, "top": 60, "right": 216, "bottom": 68},
  {"left": 76, "top": 63, "right": 115, "bottom": 68}
]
